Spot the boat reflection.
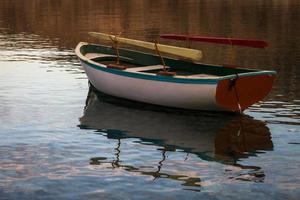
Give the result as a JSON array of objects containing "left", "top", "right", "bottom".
[{"left": 79, "top": 86, "right": 273, "bottom": 188}]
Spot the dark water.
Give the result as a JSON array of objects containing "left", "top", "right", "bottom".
[{"left": 0, "top": 0, "right": 299, "bottom": 199}]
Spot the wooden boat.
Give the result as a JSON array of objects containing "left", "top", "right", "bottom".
[{"left": 75, "top": 32, "right": 276, "bottom": 112}]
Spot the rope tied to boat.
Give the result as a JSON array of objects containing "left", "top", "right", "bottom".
[
  {"left": 229, "top": 73, "right": 242, "bottom": 113},
  {"left": 109, "top": 34, "right": 120, "bottom": 64},
  {"left": 154, "top": 41, "right": 167, "bottom": 71},
  {"left": 154, "top": 42, "right": 177, "bottom": 76}
]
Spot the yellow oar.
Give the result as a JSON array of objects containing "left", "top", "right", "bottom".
[{"left": 89, "top": 32, "right": 202, "bottom": 61}]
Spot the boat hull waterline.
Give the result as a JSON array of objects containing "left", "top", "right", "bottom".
[{"left": 75, "top": 42, "right": 276, "bottom": 112}]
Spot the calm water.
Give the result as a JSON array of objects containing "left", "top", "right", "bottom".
[{"left": 0, "top": 0, "right": 300, "bottom": 199}]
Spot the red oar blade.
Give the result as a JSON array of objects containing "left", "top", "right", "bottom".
[{"left": 160, "top": 34, "right": 268, "bottom": 48}]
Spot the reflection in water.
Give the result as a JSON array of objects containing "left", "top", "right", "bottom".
[
  {"left": 79, "top": 86, "right": 273, "bottom": 187},
  {"left": 0, "top": 32, "right": 83, "bottom": 75},
  {"left": 215, "top": 117, "right": 273, "bottom": 160}
]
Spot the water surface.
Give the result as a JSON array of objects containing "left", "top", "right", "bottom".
[{"left": 0, "top": 0, "right": 299, "bottom": 199}]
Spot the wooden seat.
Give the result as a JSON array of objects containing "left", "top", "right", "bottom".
[
  {"left": 157, "top": 70, "right": 176, "bottom": 76},
  {"left": 107, "top": 64, "right": 127, "bottom": 70},
  {"left": 186, "top": 74, "right": 219, "bottom": 78},
  {"left": 125, "top": 65, "right": 169, "bottom": 72},
  {"left": 85, "top": 53, "right": 113, "bottom": 60}
]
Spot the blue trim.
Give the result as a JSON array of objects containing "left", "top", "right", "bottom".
[{"left": 81, "top": 59, "right": 220, "bottom": 84}]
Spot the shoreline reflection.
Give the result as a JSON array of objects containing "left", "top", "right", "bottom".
[{"left": 79, "top": 86, "right": 273, "bottom": 188}]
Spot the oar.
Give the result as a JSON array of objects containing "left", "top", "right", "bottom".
[
  {"left": 89, "top": 32, "right": 202, "bottom": 60},
  {"left": 160, "top": 34, "right": 268, "bottom": 48}
]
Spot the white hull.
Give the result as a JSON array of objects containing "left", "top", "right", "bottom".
[{"left": 81, "top": 61, "right": 221, "bottom": 110}]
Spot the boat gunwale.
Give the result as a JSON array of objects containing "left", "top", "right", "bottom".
[{"left": 75, "top": 42, "right": 277, "bottom": 84}]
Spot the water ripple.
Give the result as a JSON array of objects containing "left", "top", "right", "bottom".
[{"left": 248, "top": 100, "right": 300, "bottom": 126}]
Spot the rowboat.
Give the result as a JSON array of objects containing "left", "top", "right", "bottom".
[{"left": 75, "top": 32, "right": 276, "bottom": 112}]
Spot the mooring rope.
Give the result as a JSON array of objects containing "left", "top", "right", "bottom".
[
  {"left": 109, "top": 35, "right": 120, "bottom": 64},
  {"left": 229, "top": 74, "right": 242, "bottom": 113},
  {"left": 154, "top": 41, "right": 167, "bottom": 71}
]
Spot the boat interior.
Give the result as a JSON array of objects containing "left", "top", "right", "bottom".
[{"left": 81, "top": 44, "right": 257, "bottom": 78}]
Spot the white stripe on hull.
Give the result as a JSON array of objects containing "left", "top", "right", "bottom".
[{"left": 82, "top": 62, "right": 222, "bottom": 110}]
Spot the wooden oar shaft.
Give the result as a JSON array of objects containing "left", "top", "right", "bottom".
[
  {"left": 160, "top": 34, "right": 268, "bottom": 48},
  {"left": 89, "top": 32, "right": 202, "bottom": 60}
]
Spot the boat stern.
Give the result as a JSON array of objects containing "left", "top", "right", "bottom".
[{"left": 215, "top": 72, "right": 276, "bottom": 112}]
